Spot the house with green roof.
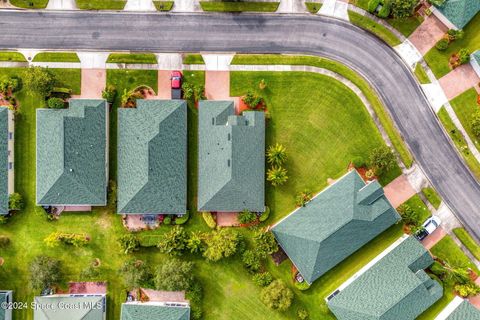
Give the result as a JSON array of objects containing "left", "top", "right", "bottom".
[
  {"left": 327, "top": 235, "right": 443, "bottom": 320},
  {"left": 121, "top": 303, "right": 190, "bottom": 320},
  {"left": 271, "top": 170, "right": 400, "bottom": 284},
  {"left": 0, "top": 107, "right": 14, "bottom": 215},
  {"left": 33, "top": 294, "right": 106, "bottom": 320},
  {"left": 198, "top": 100, "right": 265, "bottom": 212},
  {"left": 436, "top": 297, "right": 480, "bottom": 320},
  {"left": 117, "top": 99, "right": 187, "bottom": 215},
  {"left": 36, "top": 99, "right": 108, "bottom": 211},
  {"left": 0, "top": 290, "right": 13, "bottom": 320},
  {"left": 433, "top": 0, "right": 480, "bottom": 30},
  {"left": 471, "top": 50, "right": 480, "bottom": 78}
]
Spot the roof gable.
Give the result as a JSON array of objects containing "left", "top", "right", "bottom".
[
  {"left": 198, "top": 101, "right": 265, "bottom": 212},
  {"left": 117, "top": 100, "right": 187, "bottom": 214},
  {"left": 121, "top": 303, "right": 190, "bottom": 320},
  {"left": 36, "top": 99, "right": 108, "bottom": 206},
  {"left": 436, "top": 0, "right": 480, "bottom": 29},
  {"left": 272, "top": 170, "right": 400, "bottom": 283},
  {"left": 0, "top": 108, "right": 9, "bottom": 214},
  {"left": 446, "top": 300, "right": 480, "bottom": 319},
  {"left": 33, "top": 295, "right": 106, "bottom": 320}
]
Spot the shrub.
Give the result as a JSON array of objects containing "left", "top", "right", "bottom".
[
  {"left": 259, "top": 79, "right": 267, "bottom": 90},
  {"left": 242, "top": 91, "right": 264, "bottom": 109},
  {"left": 118, "top": 234, "right": 140, "bottom": 254},
  {"left": 155, "top": 258, "right": 194, "bottom": 291},
  {"left": 0, "top": 216, "right": 7, "bottom": 224},
  {"left": 23, "top": 66, "right": 55, "bottom": 97},
  {"left": 471, "top": 111, "right": 480, "bottom": 139},
  {"left": 259, "top": 206, "right": 270, "bottom": 222},
  {"left": 120, "top": 259, "right": 153, "bottom": 289},
  {"left": 266, "top": 143, "right": 287, "bottom": 166},
  {"left": 447, "top": 29, "right": 464, "bottom": 41},
  {"left": 267, "top": 166, "right": 288, "bottom": 187},
  {"left": 377, "top": 3, "right": 391, "bottom": 18},
  {"left": 203, "top": 228, "right": 241, "bottom": 262},
  {"left": 80, "top": 265, "right": 100, "bottom": 280},
  {"left": 242, "top": 249, "right": 263, "bottom": 272},
  {"left": 295, "top": 189, "right": 312, "bottom": 207},
  {"left": 175, "top": 211, "right": 190, "bottom": 225},
  {"left": 260, "top": 280, "right": 294, "bottom": 311},
  {"left": 297, "top": 308, "right": 309, "bottom": 320},
  {"left": 0, "top": 235, "right": 10, "bottom": 248},
  {"left": 202, "top": 212, "right": 216, "bottom": 228},
  {"left": 238, "top": 209, "right": 257, "bottom": 224},
  {"left": 368, "top": 0, "right": 380, "bottom": 13},
  {"left": 455, "top": 281, "right": 480, "bottom": 298},
  {"left": 254, "top": 231, "right": 279, "bottom": 256},
  {"left": 253, "top": 272, "right": 273, "bottom": 287},
  {"left": 187, "top": 231, "right": 204, "bottom": 254},
  {"left": 29, "top": 256, "right": 62, "bottom": 291},
  {"left": 163, "top": 216, "right": 172, "bottom": 225},
  {"left": 157, "top": 226, "right": 188, "bottom": 256},
  {"left": 44, "top": 232, "right": 89, "bottom": 247},
  {"left": 390, "top": 0, "right": 418, "bottom": 18},
  {"left": 368, "top": 146, "right": 396, "bottom": 174},
  {"left": 47, "top": 97, "right": 65, "bottom": 109},
  {"left": 295, "top": 281, "right": 311, "bottom": 291},
  {"left": 102, "top": 85, "right": 117, "bottom": 104},
  {"left": 397, "top": 203, "right": 419, "bottom": 226},
  {"left": 351, "top": 156, "right": 366, "bottom": 167},
  {"left": 458, "top": 48, "right": 470, "bottom": 65},
  {"left": 8, "top": 192, "right": 23, "bottom": 211}
]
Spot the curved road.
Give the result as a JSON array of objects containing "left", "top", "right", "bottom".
[{"left": 1, "top": 11, "right": 479, "bottom": 239}]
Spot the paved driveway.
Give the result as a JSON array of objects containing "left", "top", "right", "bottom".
[
  {"left": 80, "top": 69, "right": 106, "bottom": 99},
  {"left": 205, "top": 71, "right": 230, "bottom": 100},
  {"left": 439, "top": 64, "right": 480, "bottom": 100},
  {"left": 408, "top": 15, "right": 447, "bottom": 55},
  {"left": 157, "top": 70, "right": 172, "bottom": 99},
  {"left": 421, "top": 226, "right": 446, "bottom": 250},
  {"left": 383, "top": 175, "right": 417, "bottom": 208}
]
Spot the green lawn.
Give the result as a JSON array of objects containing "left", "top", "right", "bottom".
[
  {"left": 348, "top": 11, "right": 402, "bottom": 47},
  {"left": 450, "top": 88, "right": 480, "bottom": 150},
  {"left": 305, "top": 2, "right": 321, "bottom": 13},
  {"left": 414, "top": 63, "right": 431, "bottom": 84},
  {"left": 9, "top": 0, "right": 48, "bottom": 8},
  {"left": 422, "top": 187, "right": 442, "bottom": 209},
  {"left": 49, "top": 69, "right": 82, "bottom": 95},
  {"left": 107, "top": 53, "right": 158, "bottom": 64},
  {"left": 32, "top": 52, "right": 80, "bottom": 63},
  {"left": 231, "top": 54, "right": 414, "bottom": 168},
  {"left": 0, "top": 52, "right": 27, "bottom": 62},
  {"left": 437, "top": 107, "right": 480, "bottom": 180},
  {"left": 200, "top": 1, "right": 279, "bottom": 12},
  {"left": 453, "top": 228, "right": 480, "bottom": 261},
  {"left": 387, "top": 16, "right": 423, "bottom": 37},
  {"left": 75, "top": 0, "right": 127, "bottom": 9},
  {"left": 183, "top": 54, "right": 205, "bottom": 65},
  {"left": 400, "top": 194, "right": 431, "bottom": 225},
  {"left": 424, "top": 12, "right": 480, "bottom": 78},
  {"left": 153, "top": 0, "right": 173, "bottom": 10}
]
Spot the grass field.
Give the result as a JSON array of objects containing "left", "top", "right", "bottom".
[
  {"left": 422, "top": 187, "right": 442, "bottom": 209},
  {"left": 32, "top": 52, "right": 80, "bottom": 63},
  {"left": 200, "top": 1, "right": 279, "bottom": 12},
  {"left": 9, "top": 0, "right": 48, "bottom": 8},
  {"left": 183, "top": 54, "right": 205, "bottom": 65},
  {"left": 453, "top": 228, "right": 480, "bottom": 261},
  {"left": 0, "top": 52, "right": 27, "bottom": 62},
  {"left": 75, "top": 0, "right": 126, "bottom": 10},
  {"left": 424, "top": 13, "right": 480, "bottom": 78},
  {"left": 348, "top": 11, "right": 402, "bottom": 47},
  {"left": 414, "top": 64, "right": 431, "bottom": 84},
  {"left": 305, "top": 2, "right": 321, "bottom": 13},
  {"left": 450, "top": 88, "right": 480, "bottom": 151},
  {"left": 231, "top": 54, "right": 414, "bottom": 168},
  {"left": 107, "top": 53, "right": 158, "bottom": 64},
  {"left": 387, "top": 16, "right": 423, "bottom": 37},
  {"left": 153, "top": 0, "right": 173, "bottom": 11}
]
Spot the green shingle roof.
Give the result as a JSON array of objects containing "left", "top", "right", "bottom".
[
  {"left": 446, "top": 300, "right": 480, "bottom": 319},
  {"left": 33, "top": 295, "right": 106, "bottom": 320},
  {"left": 328, "top": 236, "right": 443, "bottom": 320},
  {"left": 436, "top": 0, "right": 480, "bottom": 29},
  {"left": 121, "top": 303, "right": 190, "bottom": 320},
  {"left": 271, "top": 170, "right": 400, "bottom": 284},
  {"left": 473, "top": 50, "right": 480, "bottom": 65},
  {"left": 0, "top": 108, "right": 9, "bottom": 215},
  {"left": 36, "top": 99, "right": 108, "bottom": 206},
  {"left": 0, "top": 291, "right": 11, "bottom": 320},
  {"left": 117, "top": 100, "right": 187, "bottom": 214},
  {"left": 198, "top": 101, "right": 265, "bottom": 212}
]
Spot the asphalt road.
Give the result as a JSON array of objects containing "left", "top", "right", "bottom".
[{"left": 1, "top": 11, "right": 479, "bottom": 240}]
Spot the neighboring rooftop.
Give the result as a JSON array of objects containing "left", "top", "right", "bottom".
[
  {"left": 328, "top": 236, "right": 443, "bottom": 320},
  {"left": 33, "top": 294, "right": 106, "bottom": 320},
  {"left": 444, "top": 299, "right": 480, "bottom": 320},
  {"left": 117, "top": 100, "right": 187, "bottom": 214},
  {"left": 472, "top": 50, "right": 480, "bottom": 78},
  {"left": 0, "top": 108, "right": 8, "bottom": 215},
  {"left": 435, "top": 0, "right": 480, "bottom": 29},
  {"left": 36, "top": 99, "right": 108, "bottom": 206},
  {"left": 271, "top": 170, "right": 400, "bottom": 284},
  {"left": 121, "top": 303, "right": 190, "bottom": 320},
  {"left": 198, "top": 100, "right": 265, "bottom": 212},
  {"left": 0, "top": 290, "right": 12, "bottom": 320}
]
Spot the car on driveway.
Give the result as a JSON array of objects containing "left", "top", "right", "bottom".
[
  {"left": 414, "top": 215, "right": 442, "bottom": 241},
  {"left": 171, "top": 71, "right": 182, "bottom": 99}
]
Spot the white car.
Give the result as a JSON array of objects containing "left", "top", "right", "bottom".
[{"left": 414, "top": 216, "right": 442, "bottom": 241}]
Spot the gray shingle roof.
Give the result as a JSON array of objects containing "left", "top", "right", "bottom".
[
  {"left": 328, "top": 236, "right": 443, "bottom": 320},
  {"left": 446, "top": 300, "right": 480, "bottom": 319},
  {"left": 0, "top": 108, "right": 9, "bottom": 214},
  {"left": 33, "top": 295, "right": 106, "bottom": 320},
  {"left": 271, "top": 170, "right": 400, "bottom": 284},
  {"left": 121, "top": 303, "right": 190, "bottom": 320},
  {"left": 436, "top": 0, "right": 480, "bottom": 29},
  {"left": 117, "top": 100, "right": 187, "bottom": 214},
  {"left": 36, "top": 99, "right": 108, "bottom": 206},
  {"left": 198, "top": 101, "right": 265, "bottom": 212}
]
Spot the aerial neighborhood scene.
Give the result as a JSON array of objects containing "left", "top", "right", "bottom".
[{"left": 1, "top": 0, "right": 480, "bottom": 319}]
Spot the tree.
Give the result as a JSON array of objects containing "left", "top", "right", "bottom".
[
  {"left": 435, "top": 39, "right": 449, "bottom": 51},
  {"left": 368, "top": 146, "right": 396, "bottom": 174},
  {"left": 295, "top": 189, "right": 312, "bottom": 207},
  {"left": 267, "top": 166, "right": 288, "bottom": 187},
  {"left": 397, "top": 203, "right": 419, "bottom": 226},
  {"left": 154, "top": 258, "right": 194, "bottom": 291},
  {"left": 203, "top": 228, "right": 241, "bottom": 262},
  {"left": 120, "top": 259, "right": 153, "bottom": 289},
  {"left": 0, "top": 235, "right": 10, "bottom": 248},
  {"left": 23, "top": 67, "right": 55, "bottom": 97},
  {"left": 471, "top": 111, "right": 480, "bottom": 139},
  {"left": 431, "top": 260, "right": 471, "bottom": 285},
  {"left": 238, "top": 209, "right": 257, "bottom": 224},
  {"left": 118, "top": 234, "right": 140, "bottom": 254},
  {"left": 29, "top": 256, "right": 62, "bottom": 291},
  {"left": 102, "top": 85, "right": 117, "bottom": 104},
  {"left": 47, "top": 97, "right": 65, "bottom": 109},
  {"left": 158, "top": 226, "right": 188, "bottom": 256},
  {"left": 252, "top": 272, "right": 273, "bottom": 287},
  {"left": 260, "top": 280, "right": 294, "bottom": 311},
  {"left": 254, "top": 231, "right": 279, "bottom": 256},
  {"left": 242, "top": 250, "right": 263, "bottom": 272},
  {"left": 267, "top": 143, "right": 287, "bottom": 166},
  {"left": 8, "top": 192, "right": 23, "bottom": 211},
  {"left": 390, "top": 0, "right": 418, "bottom": 19},
  {"left": 187, "top": 231, "right": 204, "bottom": 254}
]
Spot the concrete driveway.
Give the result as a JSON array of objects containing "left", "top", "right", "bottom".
[
  {"left": 439, "top": 64, "right": 480, "bottom": 100},
  {"left": 383, "top": 175, "right": 417, "bottom": 208},
  {"left": 80, "top": 69, "right": 105, "bottom": 99},
  {"left": 408, "top": 15, "right": 447, "bottom": 55}
]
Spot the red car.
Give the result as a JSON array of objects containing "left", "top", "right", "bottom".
[{"left": 171, "top": 71, "right": 182, "bottom": 89}]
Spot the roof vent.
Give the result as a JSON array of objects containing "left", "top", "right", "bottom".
[
  {"left": 227, "top": 133, "right": 231, "bottom": 141},
  {"left": 227, "top": 159, "right": 231, "bottom": 167},
  {"left": 212, "top": 118, "right": 215, "bottom": 125},
  {"left": 69, "top": 168, "right": 74, "bottom": 172}
]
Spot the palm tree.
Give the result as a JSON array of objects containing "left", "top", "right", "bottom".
[
  {"left": 267, "top": 166, "right": 288, "bottom": 187},
  {"left": 441, "top": 260, "right": 471, "bottom": 284},
  {"left": 267, "top": 144, "right": 287, "bottom": 166}
]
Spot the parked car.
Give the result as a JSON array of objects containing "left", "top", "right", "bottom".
[
  {"left": 414, "top": 215, "right": 442, "bottom": 241},
  {"left": 171, "top": 71, "right": 182, "bottom": 99}
]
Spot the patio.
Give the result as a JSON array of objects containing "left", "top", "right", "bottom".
[{"left": 123, "top": 214, "right": 159, "bottom": 231}]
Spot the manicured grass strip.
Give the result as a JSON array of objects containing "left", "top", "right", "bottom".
[
  {"left": 450, "top": 88, "right": 480, "bottom": 150},
  {"left": 10, "top": 0, "right": 48, "bottom": 8},
  {"left": 75, "top": 0, "right": 127, "bottom": 10},
  {"left": 49, "top": 68, "right": 81, "bottom": 95},
  {"left": 0, "top": 52, "right": 27, "bottom": 62},
  {"left": 422, "top": 187, "right": 442, "bottom": 209},
  {"left": 348, "top": 11, "right": 401, "bottom": 47},
  {"left": 305, "top": 2, "right": 321, "bottom": 13},
  {"left": 153, "top": 0, "right": 173, "bottom": 10},
  {"left": 351, "top": 0, "right": 369, "bottom": 10},
  {"left": 32, "top": 52, "right": 80, "bottom": 63},
  {"left": 183, "top": 54, "right": 205, "bottom": 65},
  {"left": 437, "top": 107, "right": 480, "bottom": 180},
  {"left": 200, "top": 1, "right": 279, "bottom": 12},
  {"left": 231, "top": 54, "right": 414, "bottom": 168},
  {"left": 107, "top": 53, "right": 158, "bottom": 64},
  {"left": 414, "top": 64, "right": 430, "bottom": 84},
  {"left": 401, "top": 194, "right": 431, "bottom": 224},
  {"left": 387, "top": 16, "right": 423, "bottom": 37},
  {"left": 453, "top": 228, "right": 480, "bottom": 261}
]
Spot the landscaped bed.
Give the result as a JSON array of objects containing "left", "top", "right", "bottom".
[
  {"left": 200, "top": 1, "right": 280, "bottom": 12},
  {"left": 107, "top": 53, "right": 158, "bottom": 64},
  {"left": 32, "top": 52, "right": 80, "bottom": 63},
  {"left": 75, "top": 0, "right": 127, "bottom": 10}
]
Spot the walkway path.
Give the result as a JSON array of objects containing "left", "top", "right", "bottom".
[
  {"left": 172, "top": 0, "right": 201, "bottom": 12},
  {"left": 319, "top": 0, "right": 348, "bottom": 21},
  {"left": 216, "top": 212, "right": 239, "bottom": 227}
]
